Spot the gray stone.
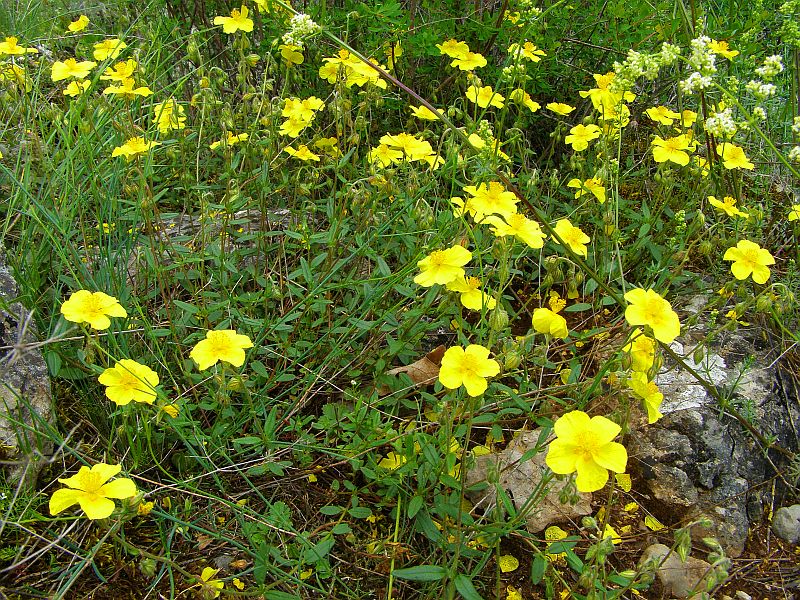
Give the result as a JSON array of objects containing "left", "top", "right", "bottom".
[
  {"left": 629, "top": 324, "right": 800, "bottom": 558},
  {"left": 465, "top": 429, "right": 592, "bottom": 533},
  {"left": 0, "top": 252, "right": 54, "bottom": 487},
  {"left": 771, "top": 504, "right": 800, "bottom": 544},
  {"left": 640, "top": 543, "right": 714, "bottom": 598}
]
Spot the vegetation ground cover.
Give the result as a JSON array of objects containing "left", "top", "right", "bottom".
[{"left": 1, "top": 0, "right": 799, "bottom": 597}]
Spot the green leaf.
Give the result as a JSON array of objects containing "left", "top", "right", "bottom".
[
  {"left": 304, "top": 536, "right": 335, "bottom": 563},
  {"left": 331, "top": 523, "right": 352, "bottom": 535},
  {"left": 348, "top": 506, "right": 372, "bottom": 519},
  {"left": 454, "top": 574, "right": 484, "bottom": 600},
  {"left": 319, "top": 505, "right": 344, "bottom": 516},
  {"left": 391, "top": 565, "right": 447, "bottom": 582},
  {"left": 530, "top": 555, "right": 547, "bottom": 584},
  {"left": 564, "top": 303, "right": 592, "bottom": 312},
  {"left": 407, "top": 495, "right": 424, "bottom": 519},
  {"left": 265, "top": 592, "right": 301, "bottom": 600},
  {"left": 172, "top": 299, "right": 198, "bottom": 314}
]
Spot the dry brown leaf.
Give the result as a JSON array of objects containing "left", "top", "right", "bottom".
[{"left": 378, "top": 345, "right": 445, "bottom": 396}]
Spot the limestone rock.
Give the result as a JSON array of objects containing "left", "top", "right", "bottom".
[
  {"left": 772, "top": 504, "right": 800, "bottom": 544},
  {"left": 640, "top": 543, "right": 713, "bottom": 598},
  {"left": 630, "top": 324, "right": 800, "bottom": 558},
  {"left": 0, "top": 252, "right": 54, "bottom": 487},
  {"left": 465, "top": 429, "right": 592, "bottom": 533}
]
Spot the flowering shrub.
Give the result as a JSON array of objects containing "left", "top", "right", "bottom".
[{"left": 1, "top": 0, "right": 797, "bottom": 597}]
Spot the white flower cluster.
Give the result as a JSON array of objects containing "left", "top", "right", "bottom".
[
  {"left": 680, "top": 36, "right": 717, "bottom": 94},
  {"left": 281, "top": 13, "right": 320, "bottom": 48},
  {"left": 680, "top": 71, "right": 713, "bottom": 93},
  {"left": 756, "top": 55, "right": 784, "bottom": 79},
  {"left": 611, "top": 49, "right": 661, "bottom": 91},
  {"left": 660, "top": 42, "right": 681, "bottom": 64},
  {"left": 792, "top": 116, "right": 800, "bottom": 134},
  {"left": 752, "top": 106, "right": 767, "bottom": 120},
  {"left": 704, "top": 107, "right": 737, "bottom": 137},
  {"left": 789, "top": 146, "right": 800, "bottom": 162},
  {"left": 746, "top": 80, "right": 777, "bottom": 100},
  {"left": 502, "top": 62, "right": 527, "bottom": 77}
]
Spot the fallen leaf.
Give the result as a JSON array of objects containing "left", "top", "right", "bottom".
[{"left": 378, "top": 345, "right": 444, "bottom": 396}]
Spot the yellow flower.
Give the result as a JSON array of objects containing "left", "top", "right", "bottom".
[
  {"left": 49, "top": 463, "right": 137, "bottom": 520},
  {"left": 498, "top": 555, "right": 519, "bottom": 572},
  {"left": 680, "top": 109, "right": 698, "bottom": 127},
  {"left": 436, "top": 39, "right": 469, "bottom": 58},
  {"left": 438, "top": 344, "right": 500, "bottom": 397},
  {"left": 645, "top": 105, "right": 680, "bottom": 126},
  {"left": 190, "top": 329, "right": 254, "bottom": 370},
  {"left": 565, "top": 124, "right": 601, "bottom": 151},
  {"left": 63, "top": 80, "right": 91, "bottom": 96},
  {"left": 102, "top": 78, "right": 153, "bottom": 98},
  {"left": 446, "top": 276, "right": 496, "bottom": 311},
  {"left": 368, "top": 144, "right": 403, "bottom": 167},
  {"left": 161, "top": 404, "right": 179, "bottom": 418},
  {"left": 553, "top": 218, "right": 590, "bottom": 257},
  {"left": 451, "top": 51, "right": 487, "bottom": 71},
  {"left": 708, "top": 195, "right": 748, "bottom": 218},
  {"left": 378, "top": 451, "right": 406, "bottom": 470},
  {"left": 0, "top": 36, "right": 38, "bottom": 56},
  {"left": 723, "top": 240, "right": 775, "bottom": 284},
  {"left": 509, "top": 88, "right": 540, "bottom": 112},
  {"left": 314, "top": 137, "right": 340, "bottom": 156},
  {"left": 213, "top": 5, "right": 254, "bottom": 34},
  {"left": 623, "top": 329, "right": 656, "bottom": 372},
  {"left": 51, "top": 58, "right": 97, "bottom": 81},
  {"left": 112, "top": 136, "right": 161, "bottom": 158},
  {"left": 716, "top": 143, "right": 754, "bottom": 170},
  {"left": 153, "top": 99, "right": 187, "bottom": 133},
  {"left": 546, "top": 102, "right": 575, "bottom": 116},
  {"left": 279, "top": 44, "right": 304, "bottom": 65},
  {"left": 282, "top": 96, "right": 325, "bottom": 121},
  {"left": 137, "top": 500, "right": 154, "bottom": 516},
  {"left": 708, "top": 39, "right": 739, "bottom": 59},
  {"left": 545, "top": 410, "right": 628, "bottom": 492},
  {"left": 379, "top": 132, "right": 434, "bottom": 162},
  {"left": 232, "top": 577, "right": 245, "bottom": 590},
  {"left": 567, "top": 177, "right": 606, "bottom": 203},
  {"left": 67, "top": 15, "right": 90, "bottom": 32},
  {"left": 579, "top": 72, "right": 635, "bottom": 113},
  {"left": 100, "top": 59, "right": 138, "bottom": 82},
  {"left": 506, "top": 586, "right": 523, "bottom": 600},
  {"left": 531, "top": 308, "right": 568, "bottom": 339},
  {"left": 651, "top": 134, "right": 691, "bottom": 166},
  {"left": 279, "top": 117, "right": 309, "bottom": 138},
  {"left": 623, "top": 288, "right": 680, "bottom": 343},
  {"left": 413, "top": 245, "right": 472, "bottom": 287},
  {"left": 410, "top": 104, "right": 439, "bottom": 120},
  {"left": 627, "top": 372, "right": 664, "bottom": 423},
  {"left": 61, "top": 290, "right": 127, "bottom": 330},
  {"left": 484, "top": 213, "right": 547, "bottom": 248},
  {"left": 283, "top": 144, "right": 320, "bottom": 161},
  {"left": 789, "top": 204, "right": 800, "bottom": 221},
  {"left": 466, "top": 85, "right": 505, "bottom": 109},
  {"left": 209, "top": 132, "right": 248, "bottom": 150},
  {"left": 462, "top": 181, "right": 518, "bottom": 221},
  {"left": 508, "top": 41, "right": 546, "bottom": 62},
  {"left": 93, "top": 39, "right": 127, "bottom": 61},
  {"left": 198, "top": 567, "right": 225, "bottom": 598},
  {"left": 98, "top": 359, "right": 159, "bottom": 406}
]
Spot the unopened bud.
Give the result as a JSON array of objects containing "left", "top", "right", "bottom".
[{"left": 489, "top": 306, "right": 509, "bottom": 331}]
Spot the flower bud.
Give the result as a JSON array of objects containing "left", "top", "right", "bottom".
[
  {"left": 503, "top": 349, "right": 522, "bottom": 370},
  {"left": 187, "top": 38, "right": 201, "bottom": 64},
  {"left": 755, "top": 294, "right": 773, "bottom": 312},
  {"left": 245, "top": 53, "right": 260, "bottom": 67},
  {"left": 139, "top": 557, "right": 157, "bottom": 577},
  {"left": 489, "top": 306, "right": 509, "bottom": 331}
]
